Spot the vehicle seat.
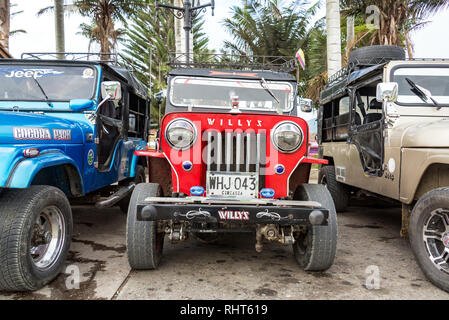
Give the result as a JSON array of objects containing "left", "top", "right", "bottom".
[{"left": 364, "top": 99, "right": 383, "bottom": 124}]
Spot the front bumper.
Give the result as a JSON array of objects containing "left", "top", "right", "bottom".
[{"left": 136, "top": 197, "right": 329, "bottom": 226}]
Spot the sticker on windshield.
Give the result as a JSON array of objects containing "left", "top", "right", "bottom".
[
  {"left": 1, "top": 68, "right": 64, "bottom": 79},
  {"left": 82, "top": 68, "right": 94, "bottom": 79}
]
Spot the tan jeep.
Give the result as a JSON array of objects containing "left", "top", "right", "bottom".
[{"left": 317, "top": 45, "right": 449, "bottom": 292}]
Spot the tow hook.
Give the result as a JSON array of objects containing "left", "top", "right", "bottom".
[
  {"left": 255, "top": 225, "right": 296, "bottom": 253},
  {"left": 168, "top": 223, "right": 188, "bottom": 242}
]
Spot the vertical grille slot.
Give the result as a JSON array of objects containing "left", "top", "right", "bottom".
[{"left": 206, "top": 130, "right": 265, "bottom": 175}]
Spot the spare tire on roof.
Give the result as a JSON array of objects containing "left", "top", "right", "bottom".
[{"left": 349, "top": 45, "right": 406, "bottom": 68}]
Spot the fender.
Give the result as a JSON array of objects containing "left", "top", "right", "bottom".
[
  {"left": 127, "top": 141, "right": 148, "bottom": 178},
  {"left": 6, "top": 149, "right": 84, "bottom": 193},
  {"left": 400, "top": 148, "right": 449, "bottom": 204}
]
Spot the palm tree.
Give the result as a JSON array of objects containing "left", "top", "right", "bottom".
[
  {"left": 222, "top": 0, "right": 325, "bottom": 98},
  {"left": 0, "top": 0, "right": 10, "bottom": 50},
  {"left": 121, "top": 4, "right": 212, "bottom": 123},
  {"left": 341, "top": 0, "right": 449, "bottom": 57},
  {"left": 55, "top": 0, "right": 65, "bottom": 58},
  {"left": 74, "top": 0, "right": 148, "bottom": 56},
  {"left": 38, "top": 1, "right": 78, "bottom": 58},
  {"left": 223, "top": 0, "right": 321, "bottom": 68},
  {"left": 326, "top": 0, "right": 342, "bottom": 77}
]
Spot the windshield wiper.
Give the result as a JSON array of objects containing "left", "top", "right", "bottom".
[
  {"left": 405, "top": 77, "right": 441, "bottom": 110},
  {"left": 259, "top": 78, "right": 280, "bottom": 105},
  {"left": 32, "top": 77, "right": 53, "bottom": 108}
]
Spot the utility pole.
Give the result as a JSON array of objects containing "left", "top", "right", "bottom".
[{"left": 156, "top": 0, "right": 215, "bottom": 65}]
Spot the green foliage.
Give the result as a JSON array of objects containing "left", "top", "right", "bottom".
[
  {"left": 120, "top": 1, "right": 212, "bottom": 124},
  {"left": 222, "top": 0, "right": 325, "bottom": 97},
  {"left": 74, "top": 0, "right": 148, "bottom": 53}
]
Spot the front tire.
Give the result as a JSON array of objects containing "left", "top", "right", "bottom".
[
  {"left": 410, "top": 188, "right": 449, "bottom": 292},
  {"left": 319, "top": 165, "right": 349, "bottom": 212},
  {"left": 293, "top": 184, "right": 338, "bottom": 271},
  {"left": 126, "top": 183, "right": 165, "bottom": 270},
  {"left": 0, "top": 186, "right": 72, "bottom": 291}
]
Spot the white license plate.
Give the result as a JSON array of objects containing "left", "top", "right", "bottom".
[{"left": 207, "top": 172, "right": 258, "bottom": 199}]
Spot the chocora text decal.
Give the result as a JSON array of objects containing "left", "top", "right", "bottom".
[
  {"left": 13, "top": 127, "right": 51, "bottom": 140},
  {"left": 13, "top": 127, "right": 71, "bottom": 141}
]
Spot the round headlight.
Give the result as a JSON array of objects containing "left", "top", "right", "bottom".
[
  {"left": 165, "top": 119, "right": 197, "bottom": 150},
  {"left": 271, "top": 121, "right": 303, "bottom": 153}
]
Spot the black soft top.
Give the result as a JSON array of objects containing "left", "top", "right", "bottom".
[
  {"left": 0, "top": 59, "right": 149, "bottom": 100},
  {"left": 168, "top": 68, "right": 296, "bottom": 82}
]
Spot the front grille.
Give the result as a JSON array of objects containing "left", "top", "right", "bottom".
[{"left": 205, "top": 130, "right": 266, "bottom": 175}]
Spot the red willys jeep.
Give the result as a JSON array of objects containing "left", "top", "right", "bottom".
[{"left": 127, "top": 56, "right": 337, "bottom": 272}]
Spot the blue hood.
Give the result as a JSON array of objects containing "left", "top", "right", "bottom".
[{"left": 0, "top": 111, "right": 84, "bottom": 144}]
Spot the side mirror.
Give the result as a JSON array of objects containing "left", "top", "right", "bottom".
[
  {"left": 69, "top": 99, "right": 95, "bottom": 111},
  {"left": 376, "top": 82, "right": 398, "bottom": 103},
  {"left": 101, "top": 81, "right": 122, "bottom": 102},
  {"left": 299, "top": 98, "right": 313, "bottom": 113}
]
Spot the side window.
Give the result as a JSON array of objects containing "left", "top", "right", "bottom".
[
  {"left": 334, "top": 96, "right": 351, "bottom": 141},
  {"left": 321, "top": 95, "right": 351, "bottom": 142},
  {"left": 100, "top": 77, "right": 123, "bottom": 120},
  {"left": 353, "top": 80, "right": 382, "bottom": 125},
  {"left": 128, "top": 93, "right": 148, "bottom": 138},
  {"left": 339, "top": 96, "right": 350, "bottom": 114}
]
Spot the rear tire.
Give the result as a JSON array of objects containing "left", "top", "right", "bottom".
[
  {"left": 118, "top": 165, "right": 146, "bottom": 214},
  {"left": 293, "top": 184, "right": 338, "bottom": 271},
  {"left": 0, "top": 186, "right": 72, "bottom": 291},
  {"left": 409, "top": 188, "right": 449, "bottom": 292},
  {"left": 126, "top": 183, "right": 165, "bottom": 270},
  {"left": 319, "top": 165, "right": 349, "bottom": 212}
]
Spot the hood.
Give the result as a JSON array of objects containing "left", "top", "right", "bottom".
[
  {"left": 0, "top": 111, "right": 84, "bottom": 144},
  {"left": 402, "top": 119, "right": 449, "bottom": 148}
]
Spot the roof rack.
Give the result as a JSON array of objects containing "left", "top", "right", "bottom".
[
  {"left": 21, "top": 52, "right": 119, "bottom": 65},
  {"left": 168, "top": 52, "right": 298, "bottom": 73},
  {"left": 326, "top": 57, "right": 449, "bottom": 88}
]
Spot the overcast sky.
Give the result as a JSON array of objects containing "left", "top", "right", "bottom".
[{"left": 8, "top": 0, "right": 449, "bottom": 59}]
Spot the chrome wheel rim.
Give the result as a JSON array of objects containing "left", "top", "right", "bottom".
[
  {"left": 423, "top": 208, "right": 449, "bottom": 274},
  {"left": 30, "top": 206, "right": 65, "bottom": 270}
]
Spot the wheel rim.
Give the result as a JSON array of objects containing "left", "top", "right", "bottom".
[
  {"left": 423, "top": 208, "right": 449, "bottom": 274},
  {"left": 30, "top": 206, "right": 66, "bottom": 270}
]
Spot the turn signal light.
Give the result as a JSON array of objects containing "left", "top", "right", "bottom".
[
  {"left": 260, "top": 188, "right": 275, "bottom": 198},
  {"left": 190, "top": 186, "right": 205, "bottom": 196},
  {"left": 23, "top": 148, "right": 40, "bottom": 158}
]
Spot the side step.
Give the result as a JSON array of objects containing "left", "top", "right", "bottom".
[{"left": 95, "top": 183, "right": 135, "bottom": 209}]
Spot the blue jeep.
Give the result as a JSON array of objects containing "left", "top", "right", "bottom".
[{"left": 0, "top": 55, "right": 150, "bottom": 291}]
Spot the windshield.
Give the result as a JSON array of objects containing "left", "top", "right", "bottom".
[
  {"left": 170, "top": 76, "right": 294, "bottom": 112},
  {"left": 0, "top": 65, "right": 97, "bottom": 102},
  {"left": 393, "top": 67, "right": 449, "bottom": 105}
]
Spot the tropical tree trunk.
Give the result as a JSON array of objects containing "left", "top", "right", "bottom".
[
  {"left": 326, "top": 0, "right": 342, "bottom": 77},
  {"left": 55, "top": 0, "right": 65, "bottom": 59},
  {"left": 0, "top": 0, "right": 10, "bottom": 50}
]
